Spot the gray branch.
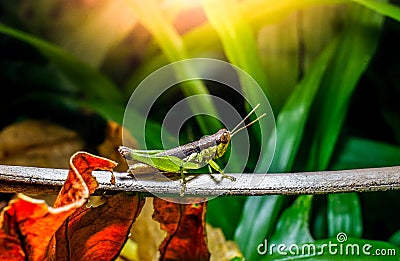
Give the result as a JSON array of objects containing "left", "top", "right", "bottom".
[{"left": 0, "top": 165, "right": 399, "bottom": 197}]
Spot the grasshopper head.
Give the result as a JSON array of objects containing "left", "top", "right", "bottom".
[{"left": 215, "top": 128, "right": 231, "bottom": 158}]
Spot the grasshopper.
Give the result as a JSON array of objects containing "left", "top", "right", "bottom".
[{"left": 119, "top": 104, "right": 266, "bottom": 196}]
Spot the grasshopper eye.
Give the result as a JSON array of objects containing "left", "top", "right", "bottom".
[{"left": 220, "top": 132, "right": 230, "bottom": 144}]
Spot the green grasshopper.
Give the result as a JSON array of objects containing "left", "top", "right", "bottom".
[{"left": 119, "top": 104, "right": 265, "bottom": 196}]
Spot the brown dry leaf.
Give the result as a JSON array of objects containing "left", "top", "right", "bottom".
[
  {"left": 118, "top": 238, "right": 140, "bottom": 261},
  {"left": 130, "top": 198, "right": 166, "bottom": 260},
  {"left": 153, "top": 198, "right": 210, "bottom": 261},
  {"left": 0, "top": 151, "right": 144, "bottom": 261},
  {"left": 98, "top": 121, "right": 138, "bottom": 172},
  {"left": 0, "top": 119, "right": 86, "bottom": 205},
  {"left": 131, "top": 198, "right": 243, "bottom": 261},
  {"left": 0, "top": 120, "right": 84, "bottom": 168},
  {"left": 207, "top": 225, "right": 243, "bottom": 261},
  {"left": 0, "top": 120, "right": 136, "bottom": 171}
]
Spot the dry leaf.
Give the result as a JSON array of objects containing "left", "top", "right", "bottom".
[
  {"left": 53, "top": 152, "right": 116, "bottom": 207},
  {"left": 207, "top": 225, "right": 243, "bottom": 261},
  {"left": 130, "top": 198, "right": 166, "bottom": 260},
  {"left": 153, "top": 198, "right": 210, "bottom": 261},
  {"left": 53, "top": 192, "right": 144, "bottom": 260},
  {"left": 0, "top": 120, "right": 84, "bottom": 168},
  {"left": 131, "top": 198, "right": 243, "bottom": 261},
  {"left": 119, "top": 238, "right": 140, "bottom": 261},
  {"left": 0, "top": 119, "right": 137, "bottom": 172},
  {"left": 0, "top": 152, "right": 144, "bottom": 261}
]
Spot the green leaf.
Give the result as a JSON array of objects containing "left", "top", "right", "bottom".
[
  {"left": 125, "top": 0, "right": 221, "bottom": 133},
  {"left": 389, "top": 229, "right": 400, "bottom": 247},
  {"left": 327, "top": 193, "right": 363, "bottom": 238},
  {"left": 331, "top": 136, "right": 400, "bottom": 170},
  {"left": 306, "top": 2, "right": 386, "bottom": 170},
  {"left": 73, "top": 99, "right": 173, "bottom": 149},
  {"left": 235, "top": 24, "right": 338, "bottom": 261},
  {"left": 81, "top": 99, "right": 125, "bottom": 124},
  {"left": 234, "top": 195, "right": 285, "bottom": 261},
  {"left": 230, "top": 257, "right": 245, "bottom": 261},
  {"left": 0, "top": 22, "right": 175, "bottom": 148},
  {"left": 0, "top": 23, "right": 123, "bottom": 104},
  {"left": 203, "top": 0, "right": 270, "bottom": 97},
  {"left": 270, "top": 195, "right": 314, "bottom": 246},
  {"left": 311, "top": 195, "right": 328, "bottom": 240},
  {"left": 202, "top": 0, "right": 271, "bottom": 138},
  {"left": 202, "top": 0, "right": 275, "bottom": 174},
  {"left": 260, "top": 195, "right": 314, "bottom": 261},
  {"left": 0, "top": 61, "right": 76, "bottom": 95},
  {"left": 207, "top": 197, "right": 247, "bottom": 240},
  {"left": 353, "top": 0, "right": 400, "bottom": 22},
  {"left": 268, "top": 38, "right": 338, "bottom": 173}
]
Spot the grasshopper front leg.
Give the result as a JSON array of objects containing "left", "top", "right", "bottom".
[
  {"left": 208, "top": 160, "right": 236, "bottom": 181},
  {"left": 180, "top": 166, "right": 187, "bottom": 197}
]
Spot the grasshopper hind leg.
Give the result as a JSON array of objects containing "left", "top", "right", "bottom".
[{"left": 208, "top": 160, "right": 236, "bottom": 181}]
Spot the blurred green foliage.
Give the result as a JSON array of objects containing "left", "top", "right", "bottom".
[{"left": 1, "top": 0, "right": 400, "bottom": 260}]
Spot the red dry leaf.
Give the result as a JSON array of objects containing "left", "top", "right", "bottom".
[
  {"left": 153, "top": 198, "right": 210, "bottom": 261},
  {"left": 53, "top": 193, "right": 144, "bottom": 260},
  {"left": 0, "top": 151, "right": 144, "bottom": 261}
]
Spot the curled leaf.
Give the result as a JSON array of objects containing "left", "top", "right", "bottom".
[{"left": 54, "top": 151, "right": 116, "bottom": 208}]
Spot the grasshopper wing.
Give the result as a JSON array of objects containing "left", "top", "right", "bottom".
[
  {"left": 119, "top": 146, "right": 201, "bottom": 173},
  {"left": 119, "top": 146, "right": 184, "bottom": 172}
]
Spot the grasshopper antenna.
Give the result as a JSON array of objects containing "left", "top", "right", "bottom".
[
  {"left": 230, "top": 113, "right": 266, "bottom": 137},
  {"left": 230, "top": 103, "right": 261, "bottom": 134},
  {"left": 230, "top": 103, "right": 266, "bottom": 137}
]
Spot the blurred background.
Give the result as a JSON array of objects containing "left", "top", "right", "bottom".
[{"left": 1, "top": 0, "right": 400, "bottom": 260}]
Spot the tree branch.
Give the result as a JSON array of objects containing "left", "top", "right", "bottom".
[{"left": 0, "top": 165, "right": 399, "bottom": 196}]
